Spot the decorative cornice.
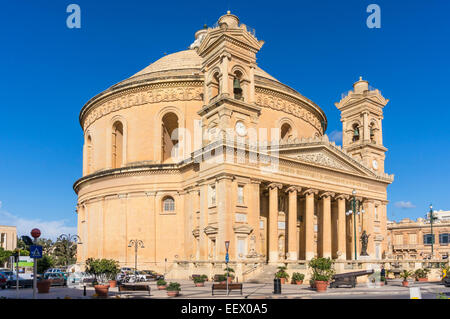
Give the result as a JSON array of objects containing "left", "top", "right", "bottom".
[{"left": 319, "top": 191, "right": 335, "bottom": 199}]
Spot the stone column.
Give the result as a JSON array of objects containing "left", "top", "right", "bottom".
[
  {"left": 319, "top": 192, "right": 334, "bottom": 258},
  {"left": 220, "top": 53, "right": 230, "bottom": 95},
  {"left": 199, "top": 183, "right": 209, "bottom": 260},
  {"left": 248, "top": 180, "right": 261, "bottom": 257},
  {"left": 249, "top": 64, "right": 255, "bottom": 103},
  {"left": 217, "top": 175, "right": 233, "bottom": 259},
  {"left": 365, "top": 200, "right": 375, "bottom": 257},
  {"left": 268, "top": 183, "right": 282, "bottom": 262},
  {"left": 336, "top": 195, "right": 349, "bottom": 260},
  {"left": 286, "top": 186, "right": 301, "bottom": 260},
  {"left": 303, "top": 189, "right": 318, "bottom": 260}
]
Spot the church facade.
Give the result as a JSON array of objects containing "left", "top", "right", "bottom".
[{"left": 74, "top": 12, "right": 394, "bottom": 274}]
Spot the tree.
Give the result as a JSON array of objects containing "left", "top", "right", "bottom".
[
  {"left": 0, "top": 248, "right": 12, "bottom": 267},
  {"left": 53, "top": 238, "right": 77, "bottom": 266},
  {"left": 36, "top": 238, "right": 54, "bottom": 255},
  {"left": 37, "top": 255, "right": 55, "bottom": 274}
]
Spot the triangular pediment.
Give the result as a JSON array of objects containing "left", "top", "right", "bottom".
[
  {"left": 278, "top": 140, "right": 378, "bottom": 177},
  {"left": 233, "top": 224, "right": 253, "bottom": 235},
  {"left": 198, "top": 29, "right": 263, "bottom": 56}
]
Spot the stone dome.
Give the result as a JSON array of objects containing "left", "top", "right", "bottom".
[{"left": 113, "top": 49, "right": 279, "bottom": 88}]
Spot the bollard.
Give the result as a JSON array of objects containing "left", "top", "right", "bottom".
[
  {"left": 273, "top": 278, "right": 281, "bottom": 294},
  {"left": 83, "top": 285, "right": 86, "bottom": 296}
]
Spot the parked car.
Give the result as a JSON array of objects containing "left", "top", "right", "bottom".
[
  {"left": 0, "top": 271, "right": 14, "bottom": 279},
  {"left": 0, "top": 273, "right": 7, "bottom": 289},
  {"left": 6, "top": 274, "right": 33, "bottom": 288},
  {"left": 444, "top": 275, "right": 450, "bottom": 287},
  {"left": 43, "top": 273, "right": 66, "bottom": 286},
  {"left": 141, "top": 270, "right": 164, "bottom": 280}
]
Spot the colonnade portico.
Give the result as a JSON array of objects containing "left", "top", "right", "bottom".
[{"left": 263, "top": 182, "right": 382, "bottom": 262}]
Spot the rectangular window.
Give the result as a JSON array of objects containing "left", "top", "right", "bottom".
[
  {"left": 237, "top": 185, "right": 244, "bottom": 205},
  {"left": 439, "top": 233, "right": 449, "bottom": 245},
  {"left": 395, "top": 234, "right": 403, "bottom": 245},
  {"left": 409, "top": 233, "right": 417, "bottom": 245},
  {"left": 374, "top": 206, "right": 378, "bottom": 220},
  {"left": 423, "top": 234, "right": 435, "bottom": 245}
]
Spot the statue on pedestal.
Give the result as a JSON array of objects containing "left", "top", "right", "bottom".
[{"left": 360, "top": 230, "right": 370, "bottom": 256}]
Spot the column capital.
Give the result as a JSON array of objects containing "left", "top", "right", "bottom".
[
  {"left": 250, "top": 178, "right": 262, "bottom": 185},
  {"left": 319, "top": 191, "right": 335, "bottom": 199},
  {"left": 335, "top": 194, "right": 350, "bottom": 200},
  {"left": 285, "top": 186, "right": 302, "bottom": 194},
  {"left": 215, "top": 174, "right": 234, "bottom": 182},
  {"left": 267, "top": 183, "right": 283, "bottom": 190},
  {"left": 302, "top": 188, "right": 318, "bottom": 196}
]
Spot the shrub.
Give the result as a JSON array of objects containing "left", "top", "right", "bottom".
[
  {"left": 193, "top": 276, "right": 205, "bottom": 284},
  {"left": 308, "top": 257, "right": 334, "bottom": 282},
  {"left": 414, "top": 268, "right": 430, "bottom": 280},
  {"left": 400, "top": 270, "right": 412, "bottom": 281},
  {"left": 275, "top": 266, "right": 289, "bottom": 279},
  {"left": 157, "top": 279, "right": 167, "bottom": 286},
  {"left": 37, "top": 255, "right": 55, "bottom": 274},
  {"left": 292, "top": 272, "right": 305, "bottom": 282},
  {"left": 216, "top": 274, "right": 227, "bottom": 282},
  {"left": 84, "top": 258, "right": 120, "bottom": 283},
  {"left": 167, "top": 282, "right": 181, "bottom": 291},
  {"left": 223, "top": 267, "right": 235, "bottom": 279}
]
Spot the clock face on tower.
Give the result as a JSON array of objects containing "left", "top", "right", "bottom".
[
  {"left": 372, "top": 159, "right": 378, "bottom": 170},
  {"left": 235, "top": 121, "right": 247, "bottom": 137}
]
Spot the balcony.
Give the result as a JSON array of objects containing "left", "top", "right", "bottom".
[{"left": 392, "top": 244, "right": 417, "bottom": 251}]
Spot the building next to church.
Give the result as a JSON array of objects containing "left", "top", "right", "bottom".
[
  {"left": 387, "top": 210, "right": 450, "bottom": 260},
  {"left": 74, "top": 12, "right": 394, "bottom": 277},
  {"left": 0, "top": 225, "right": 17, "bottom": 252}
]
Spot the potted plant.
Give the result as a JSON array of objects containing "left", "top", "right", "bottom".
[
  {"left": 216, "top": 274, "right": 227, "bottom": 284},
  {"left": 37, "top": 277, "right": 51, "bottom": 293},
  {"left": 157, "top": 279, "right": 167, "bottom": 290},
  {"left": 223, "top": 267, "right": 235, "bottom": 284},
  {"left": 201, "top": 274, "right": 208, "bottom": 282},
  {"left": 166, "top": 282, "right": 181, "bottom": 297},
  {"left": 102, "top": 259, "right": 120, "bottom": 288},
  {"left": 291, "top": 272, "right": 305, "bottom": 285},
  {"left": 274, "top": 266, "right": 290, "bottom": 284},
  {"left": 400, "top": 270, "right": 412, "bottom": 287},
  {"left": 308, "top": 257, "right": 334, "bottom": 293},
  {"left": 193, "top": 276, "right": 206, "bottom": 287},
  {"left": 85, "top": 258, "right": 119, "bottom": 297},
  {"left": 414, "top": 268, "right": 430, "bottom": 282}
]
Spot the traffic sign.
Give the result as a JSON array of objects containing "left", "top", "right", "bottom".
[
  {"left": 29, "top": 245, "right": 43, "bottom": 259},
  {"left": 225, "top": 252, "right": 229, "bottom": 263}
]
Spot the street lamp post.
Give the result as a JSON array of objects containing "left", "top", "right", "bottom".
[
  {"left": 57, "top": 234, "right": 81, "bottom": 267},
  {"left": 345, "top": 190, "right": 365, "bottom": 260},
  {"left": 428, "top": 204, "right": 437, "bottom": 258},
  {"left": 128, "top": 240, "right": 144, "bottom": 275}
]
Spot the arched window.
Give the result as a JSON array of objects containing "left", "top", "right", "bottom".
[
  {"left": 369, "top": 123, "right": 376, "bottom": 143},
  {"left": 162, "top": 112, "right": 179, "bottom": 162},
  {"left": 163, "top": 196, "right": 175, "bottom": 212},
  {"left": 86, "top": 135, "right": 93, "bottom": 174},
  {"left": 352, "top": 124, "right": 360, "bottom": 142},
  {"left": 112, "top": 121, "right": 123, "bottom": 168},
  {"left": 211, "top": 72, "right": 220, "bottom": 99},
  {"left": 280, "top": 123, "right": 292, "bottom": 142},
  {"left": 233, "top": 70, "right": 243, "bottom": 101}
]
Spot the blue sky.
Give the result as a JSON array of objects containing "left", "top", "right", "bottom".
[{"left": 0, "top": 0, "right": 449, "bottom": 238}]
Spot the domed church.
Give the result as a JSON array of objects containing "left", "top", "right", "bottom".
[{"left": 74, "top": 12, "right": 394, "bottom": 279}]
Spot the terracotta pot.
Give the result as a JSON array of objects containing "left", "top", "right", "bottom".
[
  {"left": 379, "top": 281, "right": 385, "bottom": 286},
  {"left": 295, "top": 280, "right": 303, "bottom": 285},
  {"left": 94, "top": 284, "right": 110, "bottom": 297},
  {"left": 194, "top": 282, "right": 204, "bottom": 287},
  {"left": 167, "top": 290, "right": 179, "bottom": 297},
  {"left": 315, "top": 280, "right": 328, "bottom": 293},
  {"left": 108, "top": 280, "right": 117, "bottom": 288},
  {"left": 37, "top": 280, "right": 51, "bottom": 293},
  {"left": 280, "top": 278, "right": 286, "bottom": 285},
  {"left": 157, "top": 285, "right": 167, "bottom": 290},
  {"left": 418, "top": 278, "right": 428, "bottom": 282},
  {"left": 402, "top": 280, "right": 409, "bottom": 287}
]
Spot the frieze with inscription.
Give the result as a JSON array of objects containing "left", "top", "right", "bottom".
[{"left": 83, "top": 84, "right": 203, "bottom": 129}]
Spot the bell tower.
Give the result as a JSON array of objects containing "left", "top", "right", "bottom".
[
  {"left": 195, "top": 12, "right": 265, "bottom": 143},
  {"left": 335, "top": 77, "right": 389, "bottom": 173}
]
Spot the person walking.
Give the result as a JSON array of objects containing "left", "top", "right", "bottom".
[{"left": 380, "top": 265, "right": 387, "bottom": 285}]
